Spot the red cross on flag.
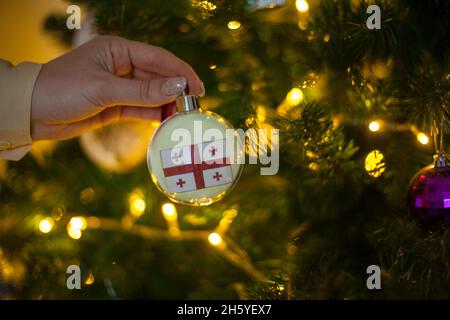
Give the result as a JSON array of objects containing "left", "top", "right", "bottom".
[{"left": 160, "top": 140, "right": 233, "bottom": 193}]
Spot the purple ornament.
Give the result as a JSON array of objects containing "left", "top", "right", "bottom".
[{"left": 408, "top": 158, "right": 450, "bottom": 232}]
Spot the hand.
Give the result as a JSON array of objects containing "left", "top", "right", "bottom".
[{"left": 31, "top": 35, "right": 204, "bottom": 141}]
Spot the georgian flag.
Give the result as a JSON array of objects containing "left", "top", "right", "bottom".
[{"left": 160, "top": 140, "right": 233, "bottom": 193}]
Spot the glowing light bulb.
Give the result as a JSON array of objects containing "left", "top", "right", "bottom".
[
  {"left": 67, "top": 225, "right": 82, "bottom": 239},
  {"left": 208, "top": 232, "right": 223, "bottom": 246},
  {"left": 129, "top": 191, "right": 146, "bottom": 217},
  {"left": 295, "top": 0, "right": 309, "bottom": 13},
  {"left": 364, "top": 150, "right": 385, "bottom": 178},
  {"left": 70, "top": 216, "right": 87, "bottom": 231},
  {"left": 39, "top": 217, "right": 54, "bottom": 234},
  {"left": 417, "top": 132, "right": 429, "bottom": 145},
  {"left": 286, "top": 88, "right": 304, "bottom": 106},
  {"left": 227, "top": 20, "right": 242, "bottom": 30},
  {"left": 368, "top": 121, "right": 380, "bottom": 132},
  {"left": 131, "top": 199, "right": 146, "bottom": 216},
  {"left": 209, "top": 64, "right": 217, "bottom": 70},
  {"left": 162, "top": 203, "right": 177, "bottom": 221}
]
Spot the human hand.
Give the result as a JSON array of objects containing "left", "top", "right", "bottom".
[{"left": 31, "top": 35, "right": 204, "bottom": 141}]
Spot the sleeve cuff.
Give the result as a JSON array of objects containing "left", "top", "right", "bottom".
[
  {"left": 0, "top": 144, "right": 32, "bottom": 161},
  {"left": 0, "top": 61, "right": 43, "bottom": 160}
]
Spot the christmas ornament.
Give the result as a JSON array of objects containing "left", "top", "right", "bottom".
[
  {"left": 408, "top": 152, "right": 450, "bottom": 232},
  {"left": 147, "top": 94, "right": 244, "bottom": 206},
  {"left": 80, "top": 120, "right": 158, "bottom": 173}
]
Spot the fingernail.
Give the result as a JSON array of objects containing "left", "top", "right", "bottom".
[
  {"left": 199, "top": 82, "right": 206, "bottom": 97},
  {"left": 162, "top": 77, "right": 187, "bottom": 96}
]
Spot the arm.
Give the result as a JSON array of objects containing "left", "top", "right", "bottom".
[{"left": 0, "top": 35, "right": 204, "bottom": 161}]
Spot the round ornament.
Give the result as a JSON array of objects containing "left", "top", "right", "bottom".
[
  {"left": 147, "top": 94, "right": 244, "bottom": 206},
  {"left": 80, "top": 120, "right": 157, "bottom": 173},
  {"left": 408, "top": 153, "right": 450, "bottom": 232}
]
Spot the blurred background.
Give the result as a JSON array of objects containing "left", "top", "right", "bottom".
[
  {"left": 0, "top": 0, "right": 449, "bottom": 299},
  {"left": 0, "top": 0, "right": 67, "bottom": 63}
]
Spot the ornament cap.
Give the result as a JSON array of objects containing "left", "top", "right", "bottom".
[
  {"left": 176, "top": 93, "right": 200, "bottom": 113},
  {"left": 433, "top": 151, "right": 447, "bottom": 168}
]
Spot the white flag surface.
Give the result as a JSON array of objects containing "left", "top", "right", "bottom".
[
  {"left": 160, "top": 139, "right": 232, "bottom": 193},
  {"left": 160, "top": 145, "right": 192, "bottom": 168},
  {"left": 201, "top": 139, "right": 228, "bottom": 164},
  {"left": 203, "top": 166, "right": 233, "bottom": 188},
  {"left": 165, "top": 172, "right": 197, "bottom": 193}
]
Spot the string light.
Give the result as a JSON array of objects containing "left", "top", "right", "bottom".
[
  {"left": 67, "top": 225, "right": 82, "bottom": 239},
  {"left": 162, "top": 203, "right": 177, "bottom": 221},
  {"left": 368, "top": 121, "right": 381, "bottom": 132},
  {"left": 215, "top": 209, "right": 238, "bottom": 234},
  {"left": 209, "top": 64, "right": 217, "bottom": 70},
  {"left": 286, "top": 88, "right": 304, "bottom": 106},
  {"left": 76, "top": 212, "right": 266, "bottom": 281},
  {"left": 417, "top": 132, "right": 429, "bottom": 145},
  {"left": 70, "top": 217, "right": 87, "bottom": 231},
  {"left": 208, "top": 232, "right": 223, "bottom": 246},
  {"left": 129, "top": 190, "right": 146, "bottom": 217},
  {"left": 227, "top": 20, "right": 242, "bottom": 30},
  {"left": 39, "top": 217, "right": 54, "bottom": 234},
  {"left": 365, "top": 150, "right": 385, "bottom": 178},
  {"left": 66, "top": 216, "right": 86, "bottom": 239},
  {"left": 295, "top": 0, "right": 309, "bottom": 13},
  {"left": 161, "top": 202, "right": 180, "bottom": 236}
]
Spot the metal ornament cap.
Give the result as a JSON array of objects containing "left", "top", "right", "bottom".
[
  {"left": 433, "top": 151, "right": 447, "bottom": 168},
  {"left": 176, "top": 94, "right": 200, "bottom": 113}
]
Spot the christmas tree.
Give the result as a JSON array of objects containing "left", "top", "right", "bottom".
[{"left": 1, "top": 0, "right": 449, "bottom": 299}]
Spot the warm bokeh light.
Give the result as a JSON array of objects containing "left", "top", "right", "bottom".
[
  {"left": 67, "top": 226, "right": 82, "bottom": 240},
  {"left": 208, "top": 232, "right": 223, "bottom": 246},
  {"left": 39, "top": 217, "right": 54, "bottom": 234},
  {"left": 286, "top": 88, "right": 304, "bottom": 105},
  {"left": 368, "top": 121, "right": 380, "bottom": 132},
  {"left": 417, "top": 132, "right": 429, "bottom": 145},
  {"left": 84, "top": 272, "right": 94, "bottom": 285},
  {"left": 295, "top": 0, "right": 309, "bottom": 13},
  {"left": 162, "top": 203, "right": 177, "bottom": 221},
  {"left": 80, "top": 187, "right": 96, "bottom": 204},
  {"left": 227, "top": 20, "right": 242, "bottom": 30},
  {"left": 224, "top": 208, "right": 238, "bottom": 219},
  {"left": 209, "top": 64, "right": 217, "bottom": 70},
  {"left": 131, "top": 199, "right": 146, "bottom": 216},
  {"left": 70, "top": 216, "right": 87, "bottom": 231},
  {"left": 256, "top": 106, "right": 267, "bottom": 123},
  {"left": 365, "top": 150, "right": 385, "bottom": 178},
  {"left": 129, "top": 191, "right": 146, "bottom": 217}
]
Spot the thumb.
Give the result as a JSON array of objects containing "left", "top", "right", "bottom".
[{"left": 103, "top": 76, "right": 187, "bottom": 107}]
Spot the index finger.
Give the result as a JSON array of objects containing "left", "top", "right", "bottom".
[{"left": 125, "top": 38, "right": 204, "bottom": 96}]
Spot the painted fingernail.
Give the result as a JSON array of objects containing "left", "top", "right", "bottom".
[
  {"left": 199, "top": 82, "right": 206, "bottom": 97},
  {"left": 162, "top": 77, "right": 187, "bottom": 96}
]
